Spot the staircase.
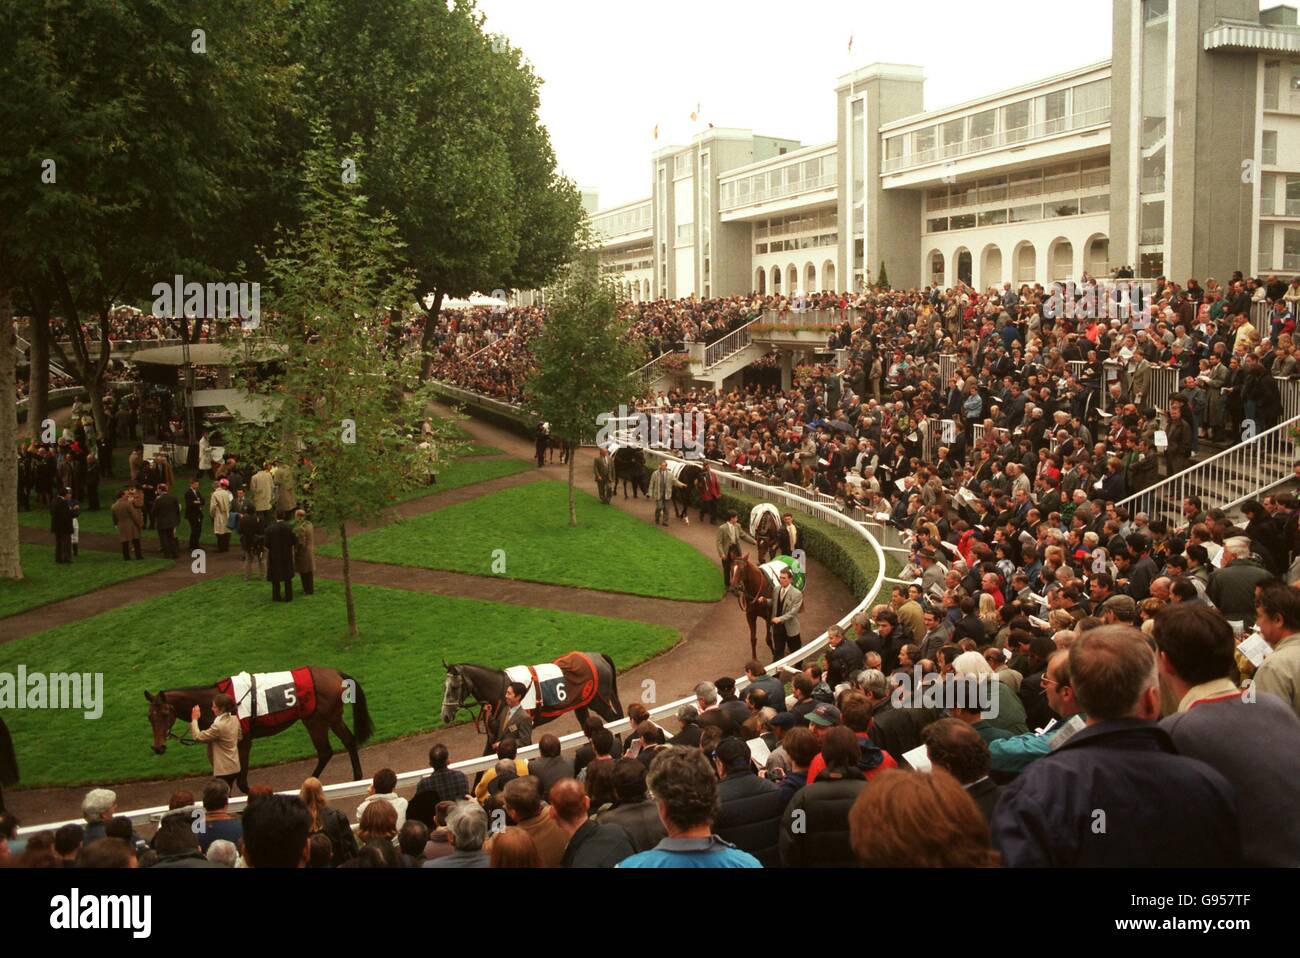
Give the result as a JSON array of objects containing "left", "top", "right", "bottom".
[{"left": 1115, "top": 413, "right": 1300, "bottom": 524}]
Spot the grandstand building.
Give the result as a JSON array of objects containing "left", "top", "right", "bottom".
[{"left": 591, "top": 0, "right": 1300, "bottom": 299}]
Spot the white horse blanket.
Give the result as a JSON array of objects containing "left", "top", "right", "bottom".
[
  {"left": 504, "top": 663, "right": 566, "bottom": 711},
  {"left": 749, "top": 502, "right": 782, "bottom": 539}
]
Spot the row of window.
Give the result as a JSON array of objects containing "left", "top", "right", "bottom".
[
  {"left": 1262, "top": 174, "right": 1300, "bottom": 217},
  {"left": 926, "top": 159, "right": 1109, "bottom": 213},
  {"left": 1259, "top": 226, "right": 1300, "bottom": 272},
  {"left": 720, "top": 154, "right": 837, "bottom": 209},
  {"left": 593, "top": 204, "right": 652, "bottom": 238},
  {"left": 756, "top": 233, "right": 838, "bottom": 254},
  {"left": 926, "top": 195, "right": 1110, "bottom": 233},
  {"left": 1262, "top": 60, "right": 1300, "bottom": 112},
  {"left": 755, "top": 209, "right": 838, "bottom": 239}
]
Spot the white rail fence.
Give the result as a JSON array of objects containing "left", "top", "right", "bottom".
[
  {"left": 16, "top": 449, "right": 886, "bottom": 837},
  {"left": 704, "top": 318, "right": 759, "bottom": 368}
]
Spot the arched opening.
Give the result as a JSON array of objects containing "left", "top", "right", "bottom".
[
  {"left": 822, "top": 260, "right": 836, "bottom": 293},
  {"left": 786, "top": 264, "right": 798, "bottom": 295},
  {"left": 955, "top": 248, "right": 972, "bottom": 286},
  {"left": 928, "top": 250, "right": 945, "bottom": 287},
  {"left": 1014, "top": 242, "right": 1037, "bottom": 285},
  {"left": 805, "top": 262, "right": 817, "bottom": 294},
  {"left": 771, "top": 266, "right": 782, "bottom": 292},
  {"left": 1049, "top": 238, "right": 1074, "bottom": 283},
  {"left": 1086, "top": 234, "right": 1110, "bottom": 279},
  {"left": 980, "top": 244, "right": 1003, "bottom": 289},
  {"left": 756, "top": 267, "right": 766, "bottom": 294}
]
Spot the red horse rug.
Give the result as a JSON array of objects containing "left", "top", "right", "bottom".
[
  {"left": 215, "top": 668, "right": 317, "bottom": 734},
  {"left": 504, "top": 652, "right": 598, "bottom": 720}
]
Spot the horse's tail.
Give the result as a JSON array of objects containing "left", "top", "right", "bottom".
[
  {"left": 599, "top": 654, "right": 624, "bottom": 719},
  {"left": 342, "top": 672, "right": 373, "bottom": 744},
  {"left": 0, "top": 718, "right": 17, "bottom": 787}
]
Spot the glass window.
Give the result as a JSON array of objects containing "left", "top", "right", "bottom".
[
  {"left": 927, "top": 217, "right": 949, "bottom": 233},
  {"left": 1287, "top": 175, "right": 1300, "bottom": 215},
  {"left": 978, "top": 209, "right": 1008, "bottom": 227},
  {"left": 1048, "top": 200, "right": 1079, "bottom": 218},
  {"left": 1003, "top": 100, "right": 1031, "bottom": 135},
  {"left": 1043, "top": 90, "right": 1068, "bottom": 125},
  {"left": 913, "top": 127, "right": 936, "bottom": 158},
  {"left": 1009, "top": 204, "right": 1043, "bottom": 224},
  {"left": 1081, "top": 194, "right": 1111, "bottom": 214},
  {"left": 950, "top": 183, "right": 976, "bottom": 208},
  {"left": 949, "top": 214, "right": 976, "bottom": 230},
  {"left": 1286, "top": 228, "right": 1300, "bottom": 270},
  {"left": 942, "top": 118, "right": 965, "bottom": 156},
  {"left": 1260, "top": 225, "right": 1274, "bottom": 268},
  {"left": 1008, "top": 170, "right": 1042, "bottom": 199},
  {"left": 970, "top": 110, "right": 996, "bottom": 145},
  {"left": 1073, "top": 79, "right": 1110, "bottom": 121},
  {"left": 978, "top": 177, "right": 1007, "bottom": 204},
  {"left": 1144, "top": 0, "right": 1168, "bottom": 22},
  {"left": 1265, "top": 61, "right": 1281, "bottom": 111},
  {"left": 926, "top": 187, "right": 948, "bottom": 211},
  {"left": 885, "top": 138, "right": 903, "bottom": 163},
  {"left": 1263, "top": 130, "right": 1278, "bottom": 165}
]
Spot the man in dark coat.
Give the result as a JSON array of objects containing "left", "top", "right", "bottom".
[
  {"left": 265, "top": 517, "right": 297, "bottom": 602},
  {"left": 152, "top": 483, "right": 181, "bottom": 559},
  {"left": 710, "top": 737, "right": 784, "bottom": 868},
  {"left": 50, "top": 488, "right": 75, "bottom": 564},
  {"left": 184, "top": 478, "right": 205, "bottom": 551},
  {"left": 991, "top": 627, "right": 1240, "bottom": 867}
]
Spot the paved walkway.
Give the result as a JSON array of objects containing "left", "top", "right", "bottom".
[{"left": 2, "top": 404, "right": 855, "bottom": 826}]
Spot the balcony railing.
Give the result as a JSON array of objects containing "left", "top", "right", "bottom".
[
  {"left": 1140, "top": 227, "right": 1165, "bottom": 246},
  {"left": 881, "top": 106, "right": 1111, "bottom": 174},
  {"left": 719, "top": 172, "right": 837, "bottom": 211}
]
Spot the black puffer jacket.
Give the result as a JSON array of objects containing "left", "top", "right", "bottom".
[
  {"left": 780, "top": 768, "right": 868, "bottom": 867},
  {"left": 713, "top": 771, "right": 785, "bottom": 868}
]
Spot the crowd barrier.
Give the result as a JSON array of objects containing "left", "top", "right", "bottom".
[{"left": 15, "top": 419, "right": 886, "bottom": 837}]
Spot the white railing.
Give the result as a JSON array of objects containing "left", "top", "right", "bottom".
[
  {"left": 16, "top": 448, "right": 886, "bottom": 838},
  {"left": 704, "top": 318, "right": 759, "bottom": 368},
  {"left": 882, "top": 106, "right": 1112, "bottom": 174},
  {"left": 1114, "top": 411, "right": 1300, "bottom": 525},
  {"left": 633, "top": 351, "right": 680, "bottom": 389},
  {"left": 757, "top": 308, "right": 859, "bottom": 328},
  {"left": 938, "top": 354, "right": 960, "bottom": 383}
]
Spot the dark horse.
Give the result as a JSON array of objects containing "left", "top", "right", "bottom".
[
  {"left": 753, "top": 508, "right": 782, "bottom": 563},
  {"left": 0, "top": 717, "right": 16, "bottom": 814},
  {"left": 672, "top": 463, "right": 703, "bottom": 521},
  {"left": 144, "top": 666, "right": 372, "bottom": 793},
  {"left": 729, "top": 553, "right": 775, "bottom": 661},
  {"left": 613, "top": 447, "right": 648, "bottom": 498},
  {"left": 440, "top": 653, "right": 624, "bottom": 752}
]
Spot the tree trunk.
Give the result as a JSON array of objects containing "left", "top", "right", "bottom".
[
  {"left": 568, "top": 448, "right": 577, "bottom": 527},
  {"left": 0, "top": 285, "right": 23, "bottom": 579},
  {"left": 26, "top": 301, "right": 50, "bottom": 437},
  {"left": 87, "top": 385, "right": 109, "bottom": 448},
  {"left": 339, "top": 522, "right": 357, "bottom": 637},
  {"left": 417, "top": 289, "right": 446, "bottom": 382}
]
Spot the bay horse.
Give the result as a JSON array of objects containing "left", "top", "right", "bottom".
[
  {"left": 144, "top": 666, "right": 372, "bottom": 793},
  {"left": 729, "top": 553, "right": 775, "bottom": 661},
  {"left": 440, "top": 653, "right": 623, "bottom": 753},
  {"left": 0, "top": 716, "right": 16, "bottom": 814},
  {"left": 613, "top": 446, "right": 648, "bottom": 498},
  {"left": 753, "top": 508, "right": 782, "bottom": 563}
]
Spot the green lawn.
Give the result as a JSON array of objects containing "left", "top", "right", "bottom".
[
  {"left": 390, "top": 455, "right": 532, "bottom": 505},
  {"left": 0, "top": 543, "right": 172, "bottom": 620},
  {"left": 323, "top": 480, "right": 724, "bottom": 602},
  {"left": 0, "top": 575, "right": 678, "bottom": 787}
]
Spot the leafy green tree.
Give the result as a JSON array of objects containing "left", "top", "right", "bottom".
[
  {"left": 248, "top": 129, "right": 461, "bottom": 636},
  {"left": 524, "top": 246, "right": 643, "bottom": 526},
  {"left": 877, "top": 260, "right": 890, "bottom": 290}
]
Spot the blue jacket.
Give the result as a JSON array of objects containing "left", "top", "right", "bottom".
[
  {"left": 990, "top": 719, "right": 1240, "bottom": 867},
  {"left": 618, "top": 835, "right": 761, "bottom": 868}
]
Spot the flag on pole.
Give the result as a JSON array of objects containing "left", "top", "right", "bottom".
[
  {"left": 653, "top": 123, "right": 659, "bottom": 140},
  {"left": 848, "top": 33, "right": 854, "bottom": 54},
  {"left": 690, "top": 102, "right": 700, "bottom": 122}
]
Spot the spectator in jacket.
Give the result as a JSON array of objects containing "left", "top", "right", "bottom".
[
  {"left": 550, "top": 778, "right": 634, "bottom": 868},
  {"left": 668, "top": 704, "right": 702, "bottom": 747},
  {"left": 525, "top": 734, "right": 574, "bottom": 801},
  {"left": 824, "top": 625, "right": 865, "bottom": 688},
  {"left": 780, "top": 726, "right": 867, "bottom": 867},
  {"left": 850, "top": 768, "right": 999, "bottom": 867},
  {"left": 355, "top": 768, "right": 407, "bottom": 833},
  {"left": 1252, "top": 580, "right": 1300, "bottom": 718},
  {"left": 597, "top": 759, "right": 667, "bottom": 853},
  {"left": 618, "top": 748, "right": 761, "bottom": 868},
  {"left": 148, "top": 811, "right": 216, "bottom": 868},
  {"left": 422, "top": 801, "right": 489, "bottom": 869},
  {"left": 415, "top": 743, "right": 470, "bottom": 803},
  {"left": 921, "top": 719, "right": 1000, "bottom": 820},
  {"left": 1208, "top": 537, "right": 1274, "bottom": 628},
  {"left": 196, "top": 779, "right": 242, "bottom": 853},
  {"left": 744, "top": 661, "right": 786, "bottom": 710},
  {"left": 988, "top": 650, "right": 1082, "bottom": 774},
  {"left": 1155, "top": 601, "right": 1300, "bottom": 865},
  {"left": 990, "top": 626, "right": 1240, "bottom": 867},
  {"left": 486, "top": 776, "right": 568, "bottom": 868},
  {"left": 710, "top": 736, "right": 784, "bottom": 867},
  {"left": 300, "top": 777, "right": 357, "bottom": 865}
]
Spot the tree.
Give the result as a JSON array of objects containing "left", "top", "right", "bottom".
[
  {"left": 248, "top": 129, "right": 461, "bottom": 636},
  {"left": 292, "top": 0, "right": 583, "bottom": 381},
  {"left": 524, "top": 246, "right": 644, "bottom": 526},
  {"left": 877, "top": 260, "right": 891, "bottom": 290}
]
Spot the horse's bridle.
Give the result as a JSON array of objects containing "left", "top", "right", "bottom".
[{"left": 443, "top": 672, "right": 488, "bottom": 734}]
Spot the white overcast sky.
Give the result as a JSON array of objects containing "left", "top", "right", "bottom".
[{"left": 474, "top": 0, "right": 1122, "bottom": 209}]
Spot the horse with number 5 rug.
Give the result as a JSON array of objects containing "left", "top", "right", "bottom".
[
  {"left": 144, "top": 665, "right": 372, "bottom": 793},
  {"left": 440, "top": 652, "right": 624, "bottom": 751}
]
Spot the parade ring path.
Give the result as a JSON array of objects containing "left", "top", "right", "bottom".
[{"left": 4, "top": 403, "right": 852, "bottom": 826}]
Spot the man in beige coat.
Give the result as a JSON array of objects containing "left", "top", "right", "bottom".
[
  {"left": 250, "top": 463, "right": 274, "bottom": 519},
  {"left": 191, "top": 693, "right": 243, "bottom": 790},
  {"left": 111, "top": 487, "right": 144, "bottom": 560},
  {"left": 273, "top": 462, "right": 296, "bottom": 519}
]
